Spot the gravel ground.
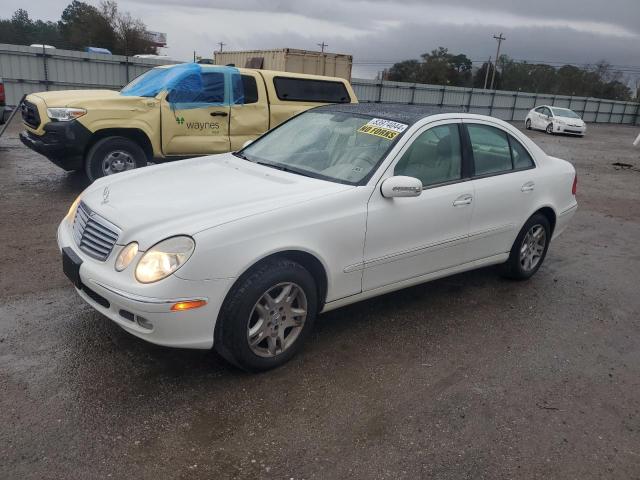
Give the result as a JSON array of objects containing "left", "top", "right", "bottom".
[{"left": 1, "top": 115, "right": 639, "bottom": 479}]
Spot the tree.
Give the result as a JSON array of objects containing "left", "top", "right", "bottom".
[
  {"left": 388, "top": 47, "right": 473, "bottom": 87},
  {"left": 0, "top": 2, "right": 156, "bottom": 55}
]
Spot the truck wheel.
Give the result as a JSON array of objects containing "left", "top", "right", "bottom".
[{"left": 85, "top": 136, "right": 147, "bottom": 181}]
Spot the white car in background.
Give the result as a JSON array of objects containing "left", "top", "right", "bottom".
[
  {"left": 58, "top": 104, "right": 578, "bottom": 371},
  {"left": 525, "top": 106, "right": 586, "bottom": 136}
]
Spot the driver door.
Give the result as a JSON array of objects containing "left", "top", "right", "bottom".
[
  {"left": 161, "top": 70, "right": 230, "bottom": 155},
  {"left": 362, "top": 121, "right": 474, "bottom": 291}
]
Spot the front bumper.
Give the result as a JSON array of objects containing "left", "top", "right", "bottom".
[
  {"left": 57, "top": 219, "right": 233, "bottom": 349},
  {"left": 20, "top": 120, "right": 92, "bottom": 170},
  {"left": 554, "top": 123, "right": 586, "bottom": 135}
]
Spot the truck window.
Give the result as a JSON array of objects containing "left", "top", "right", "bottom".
[
  {"left": 273, "top": 77, "right": 351, "bottom": 103},
  {"left": 199, "top": 72, "right": 225, "bottom": 103},
  {"left": 233, "top": 75, "right": 259, "bottom": 104},
  {"left": 168, "top": 72, "right": 225, "bottom": 104}
]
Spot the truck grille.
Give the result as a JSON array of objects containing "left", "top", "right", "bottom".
[
  {"left": 72, "top": 202, "right": 120, "bottom": 261},
  {"left": 21, "top": 100, "right": 41, "bottom": 129}
]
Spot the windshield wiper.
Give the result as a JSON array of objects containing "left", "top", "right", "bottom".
[
  {"left": 232, "top": 151, "right": 249, "bottom": 160},
  {"left": 253, "top": 160, "right": 315, "bottom": 179}
]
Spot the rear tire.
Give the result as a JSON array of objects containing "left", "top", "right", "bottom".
[
  {"left": 215, "top": 258, "right": 318, "bottom": 372},
  {"left": 501, "top": 213, "right": 551, "bottom": 280},
  {"left": 85, "top": 136, "right": 147, "bottom": 182}
]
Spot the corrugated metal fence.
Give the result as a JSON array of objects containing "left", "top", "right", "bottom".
[
  {"left": 0, "top": 43, "right": 178, "bottom": 105},
  {"left": 2, "top": 43, "right": 639, "bottom": 125},
  {"left": 351, "top": 78, "right": 640, "bottom": 125}
]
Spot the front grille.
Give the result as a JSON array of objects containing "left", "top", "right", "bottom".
[
  {"left": 21, "top": 100, "right": 41, "bottom": 129},
  {"left": 72, "top": 202, "right": 120, "bottom": 261}
]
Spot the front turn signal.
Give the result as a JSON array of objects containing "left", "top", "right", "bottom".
[{"left": 171, "top": 300, "right": 207, "bottom": 312}]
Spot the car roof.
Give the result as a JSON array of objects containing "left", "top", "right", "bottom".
[{"left": 313, "top": 103, "right": 467, "bottom": 126}]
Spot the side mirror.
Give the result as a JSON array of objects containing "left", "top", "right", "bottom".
[
  {"left": 381, "top": 176, "right": 423, "bottom": 198},
  {"left": 242, "top": 139, "right": 253, "bottom": 148}
]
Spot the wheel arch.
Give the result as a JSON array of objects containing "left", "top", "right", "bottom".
[
  {"left": 531, "top": 205, "right": 557, "bottom": 236},
  {"left": 213, "top": 248, "right": 330, "bottom": 347},
  {"left": 85, "top": 128, "right": 154, "bottom": 162}
]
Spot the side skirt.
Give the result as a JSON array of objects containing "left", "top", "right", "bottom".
[{"left": 321, "top": 253, "right": 509, "bottom": 313}]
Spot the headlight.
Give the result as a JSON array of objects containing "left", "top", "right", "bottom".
[
  {"left": 135, "top": 236, "right": 195, "bottom": 283},
  {"left": 115, "top": 242, "right": 139, "bottom": 271},
  {"left": 47, "top": 107, "right": 87, "bottom": 122}
]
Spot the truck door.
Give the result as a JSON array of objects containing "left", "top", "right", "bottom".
[
  {"left": 161, "top": 70, "right": 230, "bottom": 155},
  {"left": 229, "top": 71, "right": 269, "bottom": 150}
]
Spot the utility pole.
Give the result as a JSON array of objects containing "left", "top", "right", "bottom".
[
  {"left": 483, "top": 56, "right": 492, "bottom": 89},
  {"left": 490, "top": 33, "right": 505, "bottom": 90},
  {"left": 317, "top": 42, "right": 328, "bottom": 53},
  {"left": 217, "top": 42, "right": 226, "bottom": 53}
]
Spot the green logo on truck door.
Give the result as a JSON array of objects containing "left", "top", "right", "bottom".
[{"left": 176, "top": 116, "right": 185, "bottom": 125}]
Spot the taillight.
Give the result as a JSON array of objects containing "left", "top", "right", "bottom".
[
  {"left": 0, "top": 82, "right": 5, "bottom": 104},
  {"left": 571, "top": 173, "right": 577, "bottom": 196}
]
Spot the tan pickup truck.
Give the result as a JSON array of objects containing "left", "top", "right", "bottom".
[{"left": 19, "top": 63, "right": 357, "bottom": 180}]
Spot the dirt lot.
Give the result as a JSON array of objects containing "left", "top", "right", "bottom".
[{"left": 1, "top": 115, "right": 639, "bottom": 479}]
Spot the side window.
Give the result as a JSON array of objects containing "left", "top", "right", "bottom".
[
  {"left": 508, "top": 135, "right": 535, "bottom": 169},
  {"left": 394, "top": 124, "right": 462, "bottom": 187},
  {"left": 535, "top": 107, "right": 544, "bottom": 113},
  {"left": 199, "top": 72, "right": 225, "bottom": 103},
  {"left": 233, "top": 75, "right": 259, "bottom": 104},
  {"left": 273, "top": 77, "right": 351, "bottom": 103},
  {"left": 543, "top": 107, "right": 552, "bottom": 117},
  {"left": 168, "top": 72, "right": 224, "bottom": 104},
  {"left": 467, "top": 124, "right": 512, "bottom": 176}
]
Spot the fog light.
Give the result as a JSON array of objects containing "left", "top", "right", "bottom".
[
  {"left": 171, "top": 300, "right": 207, "bottom": 311},
  {"left": 136, "top": 316, "right": 153, "bottom": 330}
]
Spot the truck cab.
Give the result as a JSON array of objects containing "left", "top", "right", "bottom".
[{"left": 19, "top": 63, "right": 357, "bottom": 180}]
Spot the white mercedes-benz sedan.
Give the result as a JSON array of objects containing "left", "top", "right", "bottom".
[
  {"left": 58, "top": 104, "right": 578, "bottom": 371},
  {"left": 525, "top": 105, "right": 586, "bottom": 136}
]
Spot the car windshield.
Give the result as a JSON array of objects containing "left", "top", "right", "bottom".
[
  {"left": 239, "top": 111, "right": 407, "bottom": 185},
  {"left": 551, "top": 108, "right": 580, "bottom": 119}
]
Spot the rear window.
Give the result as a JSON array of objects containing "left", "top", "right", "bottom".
[{"left": 273, "top": 77, "right": 351, "bottom": 103}]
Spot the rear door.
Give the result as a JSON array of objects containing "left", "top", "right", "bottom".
[
  {"left": 464, "top": 120, "right": 538, "bottom": 261},
  {"left": 161, "top": 69, "right": 230, "bottom": 155},
  {"left": 229, "top": 71, "right": 269, "bottom": 151}
]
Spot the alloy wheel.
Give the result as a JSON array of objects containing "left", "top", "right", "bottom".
[
  {"left": 102, "top": 150, "right": 136, "bottom": 175},
  {"left": 247, "top": 282, "right": 308, "bottom": 358},
  {"left": 519, "top": 224, "right": 546, "bottom": 272}
]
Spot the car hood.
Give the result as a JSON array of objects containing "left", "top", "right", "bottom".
[
  {"left": 80, "top": 154, "right": 353, "bottom": 248},
  {"left": 32, "top": 89, "right": 122, "bottom": 107}
]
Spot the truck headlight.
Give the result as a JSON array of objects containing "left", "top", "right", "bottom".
[
  {"left": 47, "top": 107, "right": 87, "bottom": 122},
  {"left": 135, "top": 236, "right": 195, "bottom": 283}
]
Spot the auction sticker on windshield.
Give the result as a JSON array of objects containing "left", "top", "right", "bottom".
[{"left": 357, "top": 118, "right": 408, "bottom": 140}]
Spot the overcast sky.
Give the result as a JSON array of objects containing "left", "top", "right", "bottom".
[{"left": 6, "top": 0, "right": 640, "bottom": 81}]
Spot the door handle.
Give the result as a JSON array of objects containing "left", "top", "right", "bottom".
[
  {"left": 453, "top": 194, "right": 473, "bottom": 207},
  {"left": 210, "top": 111, "right": 228, "bottom": 117},
  {"left": 521, "top": 181, "right": 535, "bottom": 192}
]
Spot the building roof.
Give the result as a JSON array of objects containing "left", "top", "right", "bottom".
[{"left": 315, "top": 103, "right": 467, "bottom": 125}]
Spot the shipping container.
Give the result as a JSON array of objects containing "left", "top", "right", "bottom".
[{"left": 214, "top": 48, "right": 353, "bottom": 81}]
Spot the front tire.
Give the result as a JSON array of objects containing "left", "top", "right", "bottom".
[
  {"left": 501, "top": 213, "right": 551, "bottom": 280},
  {"left": 85, "top": 136, "right": 147, "bottom": 182},
  {"left": 215, "top": 258, "right": 318, "bottom": 372},
  {"left": 545, "top": 123, "right": 554, "bottom": 134},
  {"left": 525, "top": 119, "right": 532, "bottom": 130}
]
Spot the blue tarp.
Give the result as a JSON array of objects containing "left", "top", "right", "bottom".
[{"left": 120, "top": 63, "right": 244, "bottom": 109}]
